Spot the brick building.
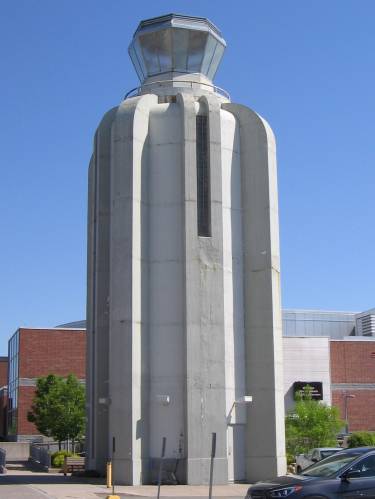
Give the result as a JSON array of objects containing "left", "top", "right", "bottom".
[
  {"left": 7, "top": 327, "right": 85, "bottom": 441},
  {"left": 284, "top": 335, "right": 375, "bottom": 433},
  {"left": 0, "top": 357, "right": 7, "bottom": 387},
  {"left": 0, "top": 356, "right": 8, "bottom": 438},
  {"left": 283, "top": 308, "right": 375, "bottom": 433},
  {"left": 2, "top": 310, "right": 374, "bottom": 442},
  {"left": 331, "top": 339, "right": 375, "bottom": 432}
]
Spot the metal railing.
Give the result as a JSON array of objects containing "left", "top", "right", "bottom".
[
  {"left": 29, "top": 440, "right": 84, "bottom": 454},
  {"left": 30, "top": 443, "right": 51, "bottom": 469},
  {"left": 124, "top": 79, "right": 230, "bottom": 100}
]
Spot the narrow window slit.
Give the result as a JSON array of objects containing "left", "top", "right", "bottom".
[{"left": 196, "top": 115, "right": 211, "bottom": 236}]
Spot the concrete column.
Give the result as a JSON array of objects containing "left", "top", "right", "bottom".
[
  {"left": 109, "top": 94, "right": 157, "bottom": 485},
  {"left": 222, "top": 103, "right": 286, "bottom": 481},
  {"left": 86, "top": 108, "right": 118, "bottom": 473},
  {"left": 178, "top": 93, "right": 228, "bottom": 485},
  {"left": 86, "top": 154, "right": 95, "bottom": 470}
]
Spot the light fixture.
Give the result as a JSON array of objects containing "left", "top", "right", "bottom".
[
  {"left": 227, "top": 395, "right": 253, "bottom": 424},
  {"left": 235, "top": 396, "right": 253, "bottom": 405}
]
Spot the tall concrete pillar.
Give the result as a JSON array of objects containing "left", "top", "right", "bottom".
[
  {"left": 86, "top": 108, "right": 117, "bottom": 472},
  {"left": 86, "top": 13, "right": 286, "bottom": 484},
  {"left": 179, "top": 93, "right": 228, "bottom": 484},
  {"left": 223, "top": 104, "right": 286, "bottom": 480}
]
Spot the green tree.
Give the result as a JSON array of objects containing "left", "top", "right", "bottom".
[
  {"left": 27, "top": 374, "right": 85, "bottom": 449},
  {"left": 285, "top": 386, "right": 344, "bottom": 459}
]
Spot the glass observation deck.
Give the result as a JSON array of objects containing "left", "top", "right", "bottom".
[{"left": 128, "top": 14, "right": 226, "bottom": 83}]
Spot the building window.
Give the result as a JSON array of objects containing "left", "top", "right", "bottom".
[
  {"left": 196, "top": 115, "right": 211, "bottom": 236},
  {"left": 7, "top": 330, "right": 19, "bottom": 435}
]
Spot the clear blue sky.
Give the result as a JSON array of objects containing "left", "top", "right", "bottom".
[{"left": 1, "top": 1, "right": 374, "bottom": 354}]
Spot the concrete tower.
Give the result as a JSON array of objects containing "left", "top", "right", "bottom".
[{"left": 86, "top": 13, "right": 286, "bottom": 485}]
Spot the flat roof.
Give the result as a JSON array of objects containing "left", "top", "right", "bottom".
[
  {"left": 17, "top": 327, "right": 85, "bottom": 331},
  {"left": 331, "top": 336, "right": 375, "bottom": 342},
  {"left": 283, "top": 308, "right": 359, "bottom": 315}
]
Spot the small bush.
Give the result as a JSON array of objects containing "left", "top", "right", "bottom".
[
  {"left": 51, "top": 450, "right": 78, "bottom": 468},
  {"left": 347, "top": 432, "right": 375, "bottom": 448}
]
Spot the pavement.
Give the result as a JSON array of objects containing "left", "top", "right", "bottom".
[{"left": 0, "top": 467, "right": 250, "bottom": 499}]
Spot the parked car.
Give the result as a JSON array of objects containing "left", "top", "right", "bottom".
[
  {"left": 245, "top": 447, "right": 375, "bottom": 498},
  {"left": 296, "top": 447, "right": 342, "bottom": 473}
]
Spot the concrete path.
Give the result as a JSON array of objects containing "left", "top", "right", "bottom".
[
  {"left": 0, "top": 468, "right": 249, "bottom": 498},
  {"left": 0, "top": 484, "right": 50, "bottom": 499}
]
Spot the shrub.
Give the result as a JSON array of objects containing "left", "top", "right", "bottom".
[
  {"left": 347, "top": 432, "right": 375, "bottom": 448},
  {"left": 51, "top": 450, "right": 78, "bottom": 468},
  {"left": 285, "top": 387, "right": 344, "bottom": 458}
]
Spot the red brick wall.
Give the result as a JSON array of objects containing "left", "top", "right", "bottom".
[
  {"left": 331, "top": 341, "right": 375, "bottom": 432},
  {"left": 0, "top": 358, "right": 8, "bottom": 387},
  {"left": 17, "top": 328, "right": 86, "bottom": 436},
  {"left": 19, "top": 328, "right": 86, "bottom": 379},
  {"left": 330, "top": 341, "right": 375, "bottom": 383},
  {"left": 332, "top": 390, "right": 375, "bottom": 432},
  {"left": 18, "top": 386, "right": 39, "bottom": 435}
]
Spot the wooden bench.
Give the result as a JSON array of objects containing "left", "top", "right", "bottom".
[{"left": 63, "top": 456, "right": 85, "bottom": 476}]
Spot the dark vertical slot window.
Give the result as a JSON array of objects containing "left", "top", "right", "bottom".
[{"left": 196, "top": 115, "right": 211, "bottom": 236}]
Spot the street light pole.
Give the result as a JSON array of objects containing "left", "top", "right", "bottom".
[{"left": 344, "top": 392, "right": 356, "bottom": 434}]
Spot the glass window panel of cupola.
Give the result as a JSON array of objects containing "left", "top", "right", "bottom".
[
  {"left": 206, "top": 42, "right": 225, "bottom": 81},
  {"left": 129, "top": 44, "right": 146, "bottom": 81},
  {"left": 157, "top": 28, "right": 173, "bottom": 73},
  {"left": 172, "top": 28, "right": 189, "bottom": 72},
  {"left": 187, "top": 30, "right": 208, "bottom": 72},
  {"left": 201, "top": 35, "right": 218, "bottom": 76},
  {"left": 139, "top": 31, "right": 162, "bottom": 76}
]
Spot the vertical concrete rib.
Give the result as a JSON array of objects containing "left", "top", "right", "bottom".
[
  {"left": 109, "top": 94, "right": 157, "bottom": 485},
  {"left": 222, "top": 103, "right": 286, "bottom": 481},
  {"left": 86, "top": 107, "right": 118, "bottom": 473},
  {"left": 178, "top": 93, "right": 228, "bottom": 485},
  {"left": 86, "top": 154, "right": 95, "bottom": 468}
]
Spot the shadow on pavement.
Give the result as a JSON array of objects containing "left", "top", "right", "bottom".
[
  {"left": 1, "top": 464, "right": 104, "bottom": 486},
  {"left": 0, "top": 474, "right": 104, "bottom": 484}
]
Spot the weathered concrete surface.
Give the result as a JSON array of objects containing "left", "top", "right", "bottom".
[
  {"left": 177, "top": 93, "right": 229, "bottom": 485},
  {"left": 223, "top": 103, "right": 286, "bottom": 481},
  {"left": 86, "top": 107, "right": 118, "bottom": 473},
  {"left": 109, "top": 94, "right": 158, "bottom": 485},
  {"left": 88, "top": 93, "right": 287, "bottom": 484}
]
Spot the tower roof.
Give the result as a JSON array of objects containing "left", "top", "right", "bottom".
[{"left": 128, "top": 13, "right": 226, "bottom": 83}]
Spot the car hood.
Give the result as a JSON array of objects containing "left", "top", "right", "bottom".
[{"left": 250, "top": 473, "right": 317, "bottom": 490}]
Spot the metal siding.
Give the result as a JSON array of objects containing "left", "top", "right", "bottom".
[{"left": 282, "top": 310, "right": 356, "bottom": 339}]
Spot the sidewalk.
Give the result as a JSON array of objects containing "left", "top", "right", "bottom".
[
  {"left": 1, "top": 469, "right": 250, "bottom": 498},
  {"left": 34, "top": 483, "right": 249, "bottom": 497},
  {"left": 96, "top": 483, "right": 249, "bottom": 496}
]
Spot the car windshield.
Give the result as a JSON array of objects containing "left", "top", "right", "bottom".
[
  {"left": 321, "top": 450, "right": 340, "bottom": 459},
  {"left": 302, "top": 451, "right": 363, "bottom": 477}
]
